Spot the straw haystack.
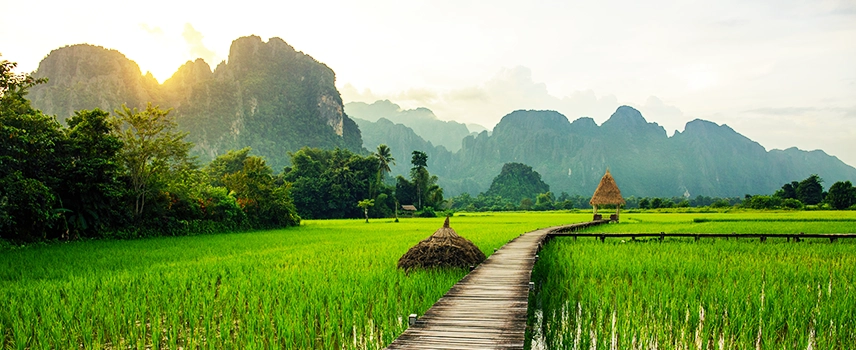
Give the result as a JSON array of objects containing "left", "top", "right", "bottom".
[
  {"left": 397, "top": 217, "right": 486, "bottom": 270},
  {"left": 590, "top": 170, "right": 625, "bottom": 221}
]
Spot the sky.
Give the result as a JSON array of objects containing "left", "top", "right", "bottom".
[{"left": 2, "top": 0, "right": 855, "bottom": 167}]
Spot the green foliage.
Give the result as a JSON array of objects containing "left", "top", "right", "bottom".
[
  {"left": 485, "top": 163, "right": 550, "bottom": 205},
  {"left": 357, "top": 198, "right": 375, "bottom": 222},
  {"left": 58, "top": 109, "right": 127, "bottom": 238},
  {"left": 208, "top": 151, "right": 300, "bottom": 228},
  {"left": 111, "top": 103, "right": 194, "bottom": 217},
  {"left": 285, "top": 147, "right": 388, "bottom": 219},
  {"left": 2, "top": 57, "right": 299, "bottom": 242},
  {"left": 797, "top": 174, "right": 824, "bottom": 205},
  {"left": 826, "top": 181, "right": 856, "bottom": 210},
  {"left": 533, "top": 192, "right": 555, "bottom": 211}
]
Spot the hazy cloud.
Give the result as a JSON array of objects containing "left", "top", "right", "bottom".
[
  {"left": 139, "top": 23, "right": 164, "bottom": 36},
  {"left": 182, "top": 23, "right": 218, "bottom": 64}
]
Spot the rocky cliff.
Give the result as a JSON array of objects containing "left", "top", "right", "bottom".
[{"left": 26, "top": 36, "right": 363, "bottom": 170}]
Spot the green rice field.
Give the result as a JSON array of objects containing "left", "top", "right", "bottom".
[
  {"left": 528, "top": 211, "right": 856, "bottom": 350},
  {"left": 0, "top": 212, "right": 587, "bottom": 349},
  {"left": 2, "top": 210, "right": 855, "bottom": 349}
]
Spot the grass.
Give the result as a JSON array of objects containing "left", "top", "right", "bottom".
[
  {"left": 0, "top": 212, "right": 589, "bottom": 349},
  {"left": 528, "top": 211, "right": 856, "bottom": 349},
  {"left": 4, "top": 210, "right": 854, "bottom": 349}
]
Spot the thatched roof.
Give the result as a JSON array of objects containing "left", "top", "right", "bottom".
[
  {"left": 397, "top": 217, "right": 486, "bottom": 270},
  {"left": 401, "top": 205, "right": 417, "bottom": 211},
  {"left": 590, "top": 170, "right": 626, "bottom": 205}
]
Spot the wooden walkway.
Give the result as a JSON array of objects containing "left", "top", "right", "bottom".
[{"left": 385, "top": 221, "right": 605, "bottom": 350}]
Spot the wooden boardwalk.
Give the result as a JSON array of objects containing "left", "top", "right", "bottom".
[{"left": 385, "top": 221, "right": 605, "bottom": 350}]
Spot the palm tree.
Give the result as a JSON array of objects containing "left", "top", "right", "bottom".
[{"left": 375, "top": 144, "right": 396, "bottom": 190}]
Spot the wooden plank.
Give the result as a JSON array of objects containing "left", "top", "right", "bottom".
[{"left": 385, "top": 220, "right": 607, "bottom": 349}]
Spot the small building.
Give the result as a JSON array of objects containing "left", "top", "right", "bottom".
[
  {"left": 400, "top": 205, "right": 417, "bottom": 217},
  {"left": 590, "top": 170, "right": 625, "bottom": 222}
]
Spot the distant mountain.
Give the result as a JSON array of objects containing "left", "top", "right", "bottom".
[
  {"left": 352, "top": 117, "right": 452, "bottom": 179},
  {"left": 448, "top": 107, "right": 856, "bottom": 197},
  {"left": 345, "top": 100, "right": 474, "bottom": 152},
  {"left": 357, "top": 106, "right": 856, "bottom": 197},
  {"left": 27, "top": 36, "right": 362, "bottom": 170}
]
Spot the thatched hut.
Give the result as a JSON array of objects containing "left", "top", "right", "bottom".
[
  {"left": 590, "top": 170, "right": 625, "bottom": 222},
  {"left": 397, "top": 217, "right": 486, "bottom": 270}
]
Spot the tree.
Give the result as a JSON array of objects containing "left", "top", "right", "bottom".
[
  {"left": 776, "top": 181, "right": 799, "bottom": 199},
  {"left": 1, "top": 57, "right": 63, "bottom": 240},
  {"left": 534, "top": 192, "right": 555, "bottom": 211},
  {"left": 373, "top": 144, "right": 395, "bottom": 197},
  {"left": 796, "top": 174, "right": 824, "bottom": 205},
  {"left": 410, "top": 150, "right": 429, "bottom": 208},
  {"left": 411, "top": 150, "right": 428, "bottom": 168},
  {"left": 638, "top": 198, "right": 650, "bottom": 209},
  {"left": 826, "top": 181, "right": 855, "bottom": 210},
  {"left": 375, "top": 144, "right": 395, "bottom": 181},
  {"left": 112, "top": 103, "right": 193, "bottom": 217},
  {"left": 357, "top": 199, "right": 375, "bottom": 223},
  {"left": 59, "top": 109, "right": 126, "bottom": 237}
]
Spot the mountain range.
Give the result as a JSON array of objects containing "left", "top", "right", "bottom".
[
  {"left": 356, "top": 107, "right": 856, "bottom": 198},
  {"left": 345, "top": 100, "right": 481, "bottom": 152},
  {"left": 23, "top": 38, "right": 856, "bottom": 198}
]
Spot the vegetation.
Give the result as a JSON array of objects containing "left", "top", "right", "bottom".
[
  {"left": 0, "top": 213, "right": 584, "bottom": 349},
  {"left": 484, "top": 163, "right": 550, "bottom": 205},
  {"left": 394, "top": 151, "right": 444, "bottom": 210},
  {"left": 529, "top": 211, "right": 856, "bottom": 349},
  {"left": 1, "top": 58, "right": 298, "bottom": 243}
]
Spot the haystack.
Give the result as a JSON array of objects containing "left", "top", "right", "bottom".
[
  {"left": 397, "top": 217, "right": 486, "bottom": 270},
  {"left": 590, "top": 169, "right": 625, "bottom": 221}
]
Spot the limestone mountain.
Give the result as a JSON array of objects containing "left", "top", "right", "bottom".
[
  {"left": 345, "top": 100, "right": 474, "bottom": 152},
  {"left": 445, "top": 107, "right": 856, "bottom": 197},
  {"left": 352, "top": 117, "right": 452, "bottom": 179},
  {"left": 356, "top": 106, "right": 856, "bottom": 197},
  {"left": 26, "top": 36, "right": 362, "bottom": 170},
  {"left": 28, "top": 44, "right": 160, "bottom": 122}
]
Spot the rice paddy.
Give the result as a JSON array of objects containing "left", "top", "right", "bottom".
[
  {"left": 2, "top": 210, "right": 855, "bottom": 349},
  {"left": 0, "top": 212, "right": 587, "bottom": 349},
  {"left": 528, "top": 211, "right": 856, "bottom": 350}
]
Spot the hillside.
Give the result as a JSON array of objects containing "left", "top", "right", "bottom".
[
  {"left": 26, "top": 36, "right": 362, "bottom": 169},
  {"left": 345, "top": 100, "right": 477, "bottom": 152},
  {"left": 357, "top": 106, "right": 856, "bottom": 197}
]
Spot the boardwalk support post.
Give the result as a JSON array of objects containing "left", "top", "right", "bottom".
[
  {"left": 659, "top": 232, "right": 664, "bottom": 242},
  {"left": 528, "top": 282, "right": 534, "bottom": 291},
  {"left": 408, "top": 314, "right": 417, "bottom": 326}
]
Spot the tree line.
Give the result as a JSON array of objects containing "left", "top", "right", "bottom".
[{"left": 742, "top": 174, "right": 856, "bottom": 210}]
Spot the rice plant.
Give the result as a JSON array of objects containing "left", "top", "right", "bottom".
[{"left": 529, "top": 211, "right": 856, "bottom": 349}]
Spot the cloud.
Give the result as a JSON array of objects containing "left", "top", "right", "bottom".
[
  {"left": 182, "top": 23, "right": 218, "bottom": 64},
  {"left": 343, "top": 66, "right": 636, "bottom": 128},
  {"left": 635, "top": 96, "right": 686, "bottom": 134},
  {"left": 139, "top": 23, "right": 164, "bottom": 36},
  {"left": 747, "top": 106, "right": 856, "bottom": 118}
]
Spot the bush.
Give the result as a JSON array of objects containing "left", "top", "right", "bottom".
[
  {"left": 416, "top": 206, "right": 437, "bottom": 218},
  {"left": 781, "top": 198, "right": 804, "bottom": 210},
  {"left": 710, "top": 199, "right": 731, "bottom": 208}
]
